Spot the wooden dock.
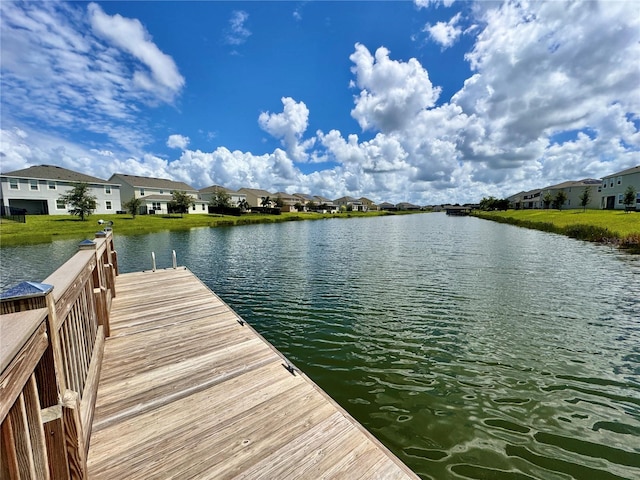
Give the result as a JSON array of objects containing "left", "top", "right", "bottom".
[{"left": 86, "top": 267, "right": 418, "bottom": 479}]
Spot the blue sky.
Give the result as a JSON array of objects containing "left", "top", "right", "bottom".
[{"left": 1, "top": 1, "right": 638, "bottom": 205}]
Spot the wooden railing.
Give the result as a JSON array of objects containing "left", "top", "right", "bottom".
[{"left": 1, "top": 231, "right": 118, "bottom": 479}]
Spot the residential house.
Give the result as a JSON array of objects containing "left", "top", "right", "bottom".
[
  {"left": 272, "top": 192, "right": 302, "bottom": 212},
  {"left": 110, "top": 173, "right": 208, "bottom": 214},
  {"left": 0, "top": 164, "right": 121, "bottom": 215},
  {"left": 507, "top": 191, "right": 525, "bottom": 210},
  {"left": 540, "top": 179, "right": 602, "bottom": 210},
  {"left": 521, "top": 189, "right": 542, "bottom": 209},
  {"left": 396, "top": 202, "right": 421, "bottom": 211},
  {"left": 293, "top": 193, "right": 314, "bottom": 208},
  {"left": 333, "top": 196, "right": 368, "bottom": 212},
  {"left": 378, "top": 202, "right": 397, "bottom": 211},
  {"left": 312, "top": 196, "right": 338, "bottom": 213},
  {"left": 358, "top": 197, "right": 377, "bottom": 211},
  {"left": 237, "top": 188, "right": 275, "bottom": 208},
  {"left": 199, "top": 185, "right": 247, "bottom": 208},
  {"left": 599, "top": 165, "right": 640, "bottom": 210}
]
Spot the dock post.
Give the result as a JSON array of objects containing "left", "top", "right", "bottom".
[
  {"left": 172, "top": 250, "right": 177, "bottom": 269},
  {"left": 151, "top": 252, "right": 156, "bottom": 272}
]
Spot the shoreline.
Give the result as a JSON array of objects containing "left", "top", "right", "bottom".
[{"left": 472, "top": 210, "right": 640, "bottom": 254}]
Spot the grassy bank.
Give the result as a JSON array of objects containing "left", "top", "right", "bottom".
[
  {"left": 473, "top": 209, "right": 640, "bottom": 253},
  {"left": 0, "top": 210, "right": 417, "bottom": 247}
]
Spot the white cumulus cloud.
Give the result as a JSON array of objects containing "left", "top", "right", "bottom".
[
  {"left": 258, "top": 97, "right": 314, "bottom": 162},
  {"left": 425, "top": 12, "right": 462, "bottom": 48},
  {"left": 349, "top": 44, "right": 441, "bottom": 132},
  {"left": 167, "top": 134, "right": 190, "bottom": 150}
]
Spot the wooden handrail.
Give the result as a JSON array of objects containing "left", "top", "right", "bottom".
[{"left": 1, "top": 230, "right": 118, "bottom": 480}]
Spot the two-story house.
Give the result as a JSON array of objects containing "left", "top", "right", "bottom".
[
  {"left": 540, "top": 179, "right": 602, "bottom": 210},
  {"left": 272, "top": 192, "right": 302, "bottom": 212},
  {"left": 110, "top": 174, "right": 208, "bottom": 214},
  {"left": 0, "top": 165, "right": 121, "bottom": 215},
  {"left": 199, "top": 185, "right": 247, "bottom": 208},
  {"left": 333, "top": 196, "right": 368, "bottom": 212},
  {"left": 600, "top": 165, "right": 640, "bottom": 210},
  {"left": 237, "top": 188, "right": 275, "bottom": 208}
]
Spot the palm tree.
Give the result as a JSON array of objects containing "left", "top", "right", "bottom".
[
  {"left": 261, "top": 196, "right": 271, "bottom": 208},
  {"left": 238, "top": 199, "right": 250, "bottom": 212}
]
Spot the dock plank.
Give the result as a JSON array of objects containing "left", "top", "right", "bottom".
[{"left": 87, "top": 268, "right": 419, "bottom": 479}]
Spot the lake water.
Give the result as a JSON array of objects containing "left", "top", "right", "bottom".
[{"left": 2, "top": 213, "right": 640, "bottom": 479}]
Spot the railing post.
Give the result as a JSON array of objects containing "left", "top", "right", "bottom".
[
  {"left": 111, "top": 250, "right": 119, "bottom": 276},
  {"left": 62, "top": 390, "right": 87, "bottom": 479}
]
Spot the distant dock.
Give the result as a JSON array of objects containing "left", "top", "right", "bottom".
[{"left": 1, "top": 231, "right": 418, "bottom": 479}]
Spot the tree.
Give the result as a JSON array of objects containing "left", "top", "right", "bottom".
[
  {"left": 579, "top": 186, "right": 592, "bottom": 212},
  {"left": 123, "top": 197, "right": 143, "bottom": 218},
  {"left": 496, "top": 199, "right": 510, "bottom": 210},
  {"left": 623, "top": 185, "right": 637, "bottom": 212},
  {"left": 552, "top": 191, "right": 568, "bottom": 210},
  {"left": 58, "top": 182, "right": 97, "bottom": 221},
  {"left": 260, "top": 196, "right": 272, "bottom": 208},
  {"left": 208, "top": 189, "right": 231, "bottom": 209},
  {"left": 543, "top": 193, "right": 553, "bottom": 209},
  {"left": 274, "top": 196, "right": 284, "bottom": 208},
  {"left": 168, "top": 190, "right": 193, "bottom": 217},
  {"left": 479, "top": 196, "right": 496, "bottom": 211},
  {"left": 238, "top": 199, "right": 250, "bottom": 212},
  {"left": 307, "top": 200, "right": 317, "bottom": 211}
]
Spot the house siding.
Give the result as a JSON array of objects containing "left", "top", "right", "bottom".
[
  {"left": 599, "top": 167, "right": 640, "bottom": 210},
  {"left": 1, "top": 172, "right": 121, "bottom": 216}
]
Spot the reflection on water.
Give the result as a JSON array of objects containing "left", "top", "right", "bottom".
[{"left": 2, "top": 213, "right": 639, "bottom": 479}]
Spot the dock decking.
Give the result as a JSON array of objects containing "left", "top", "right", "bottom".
[{"left": 86, "top": 268, "right": 418, "bottom": 479}]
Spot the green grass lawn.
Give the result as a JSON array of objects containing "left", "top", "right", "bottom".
[
  {"left": 0, "top": 210, "right": 408, "bottom": 247},
  {"left": 474, "top": 209, "right": 640, "bottom": 252},
  {"left": 475, "top": 209, "right": 640, "bottom": 235}
]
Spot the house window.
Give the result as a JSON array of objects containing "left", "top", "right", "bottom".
[
  {"left": 618, "top": 194, "right": 623, "bottom": 204},
  {"left": 105, "top": 185, "right": 111, "bottom": 194},
  {"left": 30, "top": 180, "right": 39, "bottom": 191},
  {"left": 159, "top": 190, "right": 164, "bottom": 194},
  {"left": 152, "top": 202, "right": 161, "bottom": 210},
  {"left": 9, "top": 178, "right": 19, "bottom": 190},
  {"left": 202, "top": 204, "right": 206, "bottom": 210},
  {"left": 56, "top": 199, "right": 66, "bottom": 210},
  {"left": 636, "top": 193, "right": 640, "bottom": 205},
  {"left": 140, "top": 188, "right": 145, "bottom": 196},
  {"left": 617, "top": 176, "right": 622, "bottom": 185},
  {"left": 610, "top": 180, "right": 614, "bottom": 187},
  {"left": 48, "top": 181, "right": 56, "bottom": 190},
  {"left": 106, "top": 201, "right": 112, "bottom": 210},
  {"left": 192, "top": 204, "right": 196, "bottom": 211}
]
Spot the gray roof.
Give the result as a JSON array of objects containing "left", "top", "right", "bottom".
[
  {"left": 199, "top": 185, "right": 238, "bottom": 194},
  {"left": 1, "top": 164, "right": 110, "bottom": 184},
  {"left": 602, "top": 165, "right": 640, "bottom": 179},
  {"left": 111, "top": 173, "right": 196, "bottom": 191},
  {"left": 238, "top": 187, "right": 273, "bottom": 197},
  {"left": 544, "top": 178, "right": 601, "bottom": 190}
]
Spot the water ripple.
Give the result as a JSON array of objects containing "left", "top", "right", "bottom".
[{"left": 3, "top": 214, "right": 640, "bottom": 479}]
